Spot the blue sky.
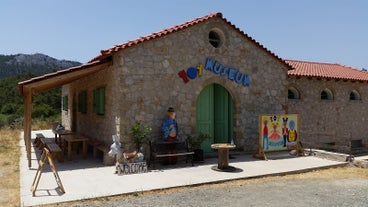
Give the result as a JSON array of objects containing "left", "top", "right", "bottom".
[{"left": 1, "top": 0, "right": 367, "bottom": 69}]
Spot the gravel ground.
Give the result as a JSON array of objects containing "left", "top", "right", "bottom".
[{"left": 55, "top": 168, "right": 368, "bottom": 207}]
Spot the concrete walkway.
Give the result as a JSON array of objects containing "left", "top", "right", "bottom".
[{"left": 20, "top": 130, "right": 351, "bottom": 207}]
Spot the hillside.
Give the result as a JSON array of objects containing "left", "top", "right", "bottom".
[
  {"left": 0, "top": 53, "right": 81, "bottom": 79},
  {"left": 0, "top": 53, "right": 82, "bottom": 127}
]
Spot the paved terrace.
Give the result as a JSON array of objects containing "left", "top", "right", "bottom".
[{"left": 20, "top": 130, "right": 351, "bottom": 207}]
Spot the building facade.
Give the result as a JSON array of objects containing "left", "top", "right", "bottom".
[
  {"left": 61, "top": 13, "right": 290, "bottom": 153},
  {"left": 20, "top": 13, "right": 368, "bottom": 162},
  {"left": 286, "top": 60, "right": 368, "bottom": 150}
]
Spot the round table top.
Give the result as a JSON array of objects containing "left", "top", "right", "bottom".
[{"left": 211, "top": 143, "right": 236, "bottom": 149}]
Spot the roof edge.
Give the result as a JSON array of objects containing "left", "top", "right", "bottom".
[
  {"left": 18, "top": 58, "right": 111, "bottom": 95},
  {"left": 87, "top": 12, "right": 293, "bottom": 71}
]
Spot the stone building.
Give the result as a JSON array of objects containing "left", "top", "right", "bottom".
[
  {"left": 19, "top": 13, "right": 367, "bottom": 165},
  {"left": 286, "top": 60, "right": 368, "bottom": 151}
]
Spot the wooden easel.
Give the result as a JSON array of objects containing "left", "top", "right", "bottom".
[
  {"left": 295, "top": 141, "right": 305, "bottom": 156},
  {"left": 31, "top": 148, "right": 65, "bottom": 196},
  {"left": 254, "top": 146, "right": 268, "bottom": 160}
]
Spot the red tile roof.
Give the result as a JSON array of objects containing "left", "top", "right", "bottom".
[
  {"left": 88, "top": 12, "right": 288, "bottom": 68},
  {"left": 285, "top": 60, "right": 368, "bottom": 82}
]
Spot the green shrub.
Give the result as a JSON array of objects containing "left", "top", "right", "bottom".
[
  {"left": 0, "top": 114, "right": 7, "bottom": 128},
  {"left": 32, "top": 104, "right": 53, "bottom": 118},
  {"left": 1, "top": 103, "right": 17, "bottom": 114}
]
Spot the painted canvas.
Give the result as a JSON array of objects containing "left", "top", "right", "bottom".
[{"left": 258, "top": 114, "right": 299, "bottom": 152}]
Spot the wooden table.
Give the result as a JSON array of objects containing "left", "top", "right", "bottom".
[
  {"left": 52, "top": 129, "right": 74, "bottom": 146},
  {"left": 62, "top": 134, "right": 89, "bottom": 161},
  {"left": 211, "top": 143, "right": 236, "bottom": 171}
]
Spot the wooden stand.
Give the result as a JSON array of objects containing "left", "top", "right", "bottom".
[
  {"left": 295, "top": 141, "right": 305, "bottom": 156},
  {"left": 211, "top": 143, "right": 236, "bottom": 171},
  {"left": 31, "top": 148, "right": 65, "bottom": 196},
  {"left": 254, "top": 146, "right": 268, "bottom": 160}
]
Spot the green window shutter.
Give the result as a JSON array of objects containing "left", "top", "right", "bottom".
[
  {"left": 78, "top": 91, "right": 87, "bottom": 113},
  {"left": 93, "top": 87, "right": 105, "bottom": 115},
  {"left": 62, "top": 95, "right": 68, "bottom": 111}
]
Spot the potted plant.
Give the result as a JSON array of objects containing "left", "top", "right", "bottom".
[
  {"left": 187, "top": 132, "right": 211, "bottom": 162},
  {"left": 130, "top": 121, "right": 152, "bottom": 152}
]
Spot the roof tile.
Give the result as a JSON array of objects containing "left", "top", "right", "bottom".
[
  {"left": 286, "top": 60, "right": 368, "bottom": 82},
  {"left": 88, "top": 12, "right": 288, "bottom": 68}
]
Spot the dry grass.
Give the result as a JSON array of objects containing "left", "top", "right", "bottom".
[
  {"left": 0, "top": 120, "right": 52, "bottom": 207},
  {"left": 0, "top": 128, "right": 21, "bottom": 207}
]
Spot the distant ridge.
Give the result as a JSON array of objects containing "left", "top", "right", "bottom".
[{"left": 0, "top": 53, "right": 81, "bottom": 79}]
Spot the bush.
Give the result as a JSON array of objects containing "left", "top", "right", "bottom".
[
  {"left": 32, "top": 104, "right": 54, "bottom": 118},
  {"left": 0, "top": 114, "right": 7, "bottom": 128},
  {"left": 1, "top": 103, "right": 17, "bottom": 114}
]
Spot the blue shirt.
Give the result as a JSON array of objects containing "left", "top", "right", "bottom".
[{"left": 161, "top": 117, "right": 178, "bottom": 140}]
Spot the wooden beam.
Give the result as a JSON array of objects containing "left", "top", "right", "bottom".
[{"left": 19, "top": 61, "right": 111, "bottom": 96}]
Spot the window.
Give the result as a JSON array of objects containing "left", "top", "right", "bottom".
[
  {"left": 93, "top": 87, "right": 105, "bottom": 115},
  {"left": 349, "top": 90, "right": 361, "bottom": 100},
  {"left": 62, "top": 95, "right": 68, "bottom": 111},
  {"left": 288, "top": 87, "right": 300, "bottom": 99},
  {"left": 208, "top": 29, "right": 223, "bottom": 48},
  {"left": 78, "top": 91, "right": 87, "bottom": 113},
  {"left": 321, "top": 89, "right": 333, "bottom": 100}
]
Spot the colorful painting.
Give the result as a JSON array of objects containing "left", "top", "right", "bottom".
[{"left": 259, "top": 114, "right": 299, "bottom": 152}]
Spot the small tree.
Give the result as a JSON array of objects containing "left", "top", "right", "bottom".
[
  {"left": 130, "top": 121, "right": 152, "bottom": 151},
  {"left": 187, "top": 132, "right": 211, "bottom": 149}
]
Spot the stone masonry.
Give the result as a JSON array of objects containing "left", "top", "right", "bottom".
[
  {"left": 62, "top": 17, "right": 288, "bottom": 154},
  {"left": 62, "top": 16, "right": 367, "bottom": 158},
  {"left": 287, "top": 76, "right": 368, "bottom": 152}
]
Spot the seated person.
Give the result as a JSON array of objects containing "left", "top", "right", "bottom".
[{"left": 161, "top": 107, "right": 178, "bottom": 142}]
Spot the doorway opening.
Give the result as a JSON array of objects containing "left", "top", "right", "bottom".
[{"left": 196, "top": 84, "right": 233, "bottom": 152}]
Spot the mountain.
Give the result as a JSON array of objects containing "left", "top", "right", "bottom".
[
  {"left": 0, "top": 53, "right": 82, "bottom": 79},
  {"left": 0, "top": 53, "right": 82, "bottom": 127}
]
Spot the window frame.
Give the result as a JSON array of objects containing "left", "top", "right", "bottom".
[{"left": 208, "top": 28, "right": 224, "bottom": 48}]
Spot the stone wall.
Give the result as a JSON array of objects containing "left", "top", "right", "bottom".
[
  {"left": 111, "top": 18, "right": 288, "bottom": 152},
  {"left": 287, "top": 76, "right": 368, "bottom": 152},
  {"left": 62, "top": 18, "right": 289, "bottom": 153},
  {"left": 62, "top": 65, "right": 118, "bottom": 146}
]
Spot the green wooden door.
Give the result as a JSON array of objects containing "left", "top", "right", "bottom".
[
  {"left": 214, "top": 84, "right": 229, "bottom": 143},
  {"left": 196, "top": 84, "right": 233, "bottom": 152},
  {"left": 196, "top": 85, "right": 214, "bottom": 152}
]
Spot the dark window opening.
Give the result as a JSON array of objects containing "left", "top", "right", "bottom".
[
  {"left": 288, "top": 88, "right": 300, "bottom": 99},
  {"left": 350, "top": 91, "right": 361, "bottom": 100},
  {"left": 321, "top": 90, "right": 333, "bottom": 100},
  {"left": 209, "top": 31, "right": 221, "bottom": 48}
]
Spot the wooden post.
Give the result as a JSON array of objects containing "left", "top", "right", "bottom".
[
  {"left": 217, "top": 148, "right": 229, "bottom": 169},
  {"left": 254, "top": 146, "right": 268, "bottom": 160},
  {"left": 23, "top": 89, "right": 33, "bottom": 168}
]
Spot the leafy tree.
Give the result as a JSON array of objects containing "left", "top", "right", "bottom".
[{"left": 1, "top": 103, "right": 17, "bottom": 114}]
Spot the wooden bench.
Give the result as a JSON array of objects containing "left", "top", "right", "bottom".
[
  {"left": 45, "top": 142, "right": 64, "bottom": 162},
  {"left": 149, "top": 140, "right": 194, "bottom": 169},
  {"left": 34, "top": 133, "right": 63, "bottom": 162},
  {"left": 34, "top": 133, "right": 47, "bottom": 149},
  {"left": 88, "top": 139, "right": 114, "bottom": 165}
]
